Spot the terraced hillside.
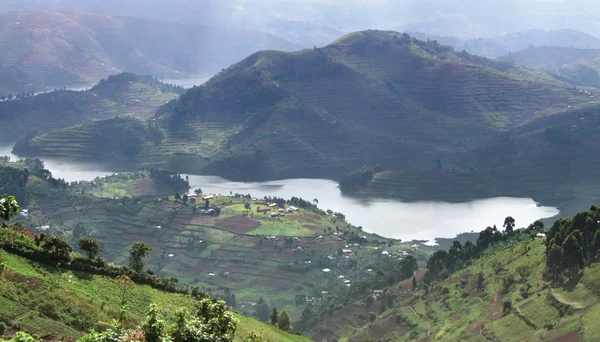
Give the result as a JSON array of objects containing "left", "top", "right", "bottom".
[
  {"left": 0, "top": 73, "right": 183, "bottom": 143},
  {"left": 0, "top": 11, "right": 298, "bottom": 95},
  {"left": 4, "top": 164, "right": 425, "bottom": 320},
  {"left": 0, "top": 249, "right": 310, "bottom": 341},
  {"left": 16, "top": 30, "right": 594, "bottom": 180},
  {"left": 309, "top": 208, "right": 600, "bottom": 341}
]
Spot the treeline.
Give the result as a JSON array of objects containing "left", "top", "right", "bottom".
[
  {"left": 92, "top": 72, "right": 185, "bottom": 95},
  {"left": 339, "top": 165, "right": 382, "bottom": 194},
  {"left": 424, "top": 218, "right": 544, "bottom": 284},
  {"left": 0, "top": 160, "right": 68, "bottom": 206},
  {"left": 148, "top": 168, "right": 190, "bottom": 193},
  {"left": 544, "top": 205, "right": 600, "bottom": 280}
]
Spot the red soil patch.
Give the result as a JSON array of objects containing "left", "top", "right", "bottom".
[
  {"left": 551, "top": 331, "right": 580, "bottom": 342},
  {"left": 213, "top": 216, "right": 261, "bottom": 234}
]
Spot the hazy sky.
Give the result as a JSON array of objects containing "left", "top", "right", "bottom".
[{"left": 3, "top": 0, "right": 600, "bottom": 42}]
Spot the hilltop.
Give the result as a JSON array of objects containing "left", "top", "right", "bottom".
[
  {"left": 0, "top": 11, "right": 298, "bottom": 95},
  {"left": 0, "top": 73, "right": 183, "bottom": 143},
  {"left": 14, "top": 30, "right": 594, "bottom": 180}
]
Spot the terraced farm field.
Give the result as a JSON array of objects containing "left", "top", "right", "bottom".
[{"left": 12, "top": 169, "right": 427, "bottom": 320}]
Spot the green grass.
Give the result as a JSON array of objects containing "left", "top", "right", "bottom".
[
  {"left": 0, "top": 251, "right": 310, "bottom": 341},
  {"left": 248, "top": 220, "right": 315, "bottom": 237}
]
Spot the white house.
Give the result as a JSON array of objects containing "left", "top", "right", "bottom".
[
  {"left": 536, "top": 233, "right": 546, "bottom": 238},
  {"left": 322, "top": 268, "right": 331, "bottom": 273}
]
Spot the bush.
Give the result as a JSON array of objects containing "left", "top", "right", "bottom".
[{"left": 369, "top": 312, "right": 377, "bottom": 322}]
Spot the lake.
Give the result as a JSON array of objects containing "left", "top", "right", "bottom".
[
  {"left": 160, "top": 77, "right": 211, "bottom": 89},
  {"left": 0, "top": 144, "right": 559, "bottom": 243}
]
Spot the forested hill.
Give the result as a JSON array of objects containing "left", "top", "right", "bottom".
[
  {"left": 152, "top": 30, "right": 591, "bottom": 180},
  {"left": 0, "top": 73, "right": 183, "bottom": 142},
  {"left": 0, "top": 11, "right": 298, "bottom": 95}
]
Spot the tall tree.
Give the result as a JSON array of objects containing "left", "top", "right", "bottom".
[
  {"left": 503, "top": 216, "right": 515, "bottom": 234},
  {"left": 79, "top": 237, "right": 101, "bottom": 260},
  {"left": 277, "top": 310, "right": 291, "bottom": 331},
  {"left": 253, "top": 297, "right": 270, "bottom": 322},
  {"left": 270, "top": 308, "right": 278, "bottom": 325},
  {"left": 130, "top": 241, "right": 152, "bottom": 273},
  {"left": 412, "top": 276, "right": 417, "bottom": 291}
]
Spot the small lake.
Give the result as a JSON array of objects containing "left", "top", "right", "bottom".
[
  {"left": 160, "top": 77, "right": 211, "bottom": 89},
  {"left": 0, "top": 145, "right": 559, "bottom": 243}
]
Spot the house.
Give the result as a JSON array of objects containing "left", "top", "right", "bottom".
[
  {"left": 338, "top": 275, "right": 345, "bottom": 279},
  {"left": 289, "top": 206, "right": 299, "bottom": 211},
  {"left": 202, "top": 195, "right": 215, "bottom": 200},
  {"left": 536, "top": 233, "right": 546, "bottom": 238},
  {"left": 168, "top": 254, "right": 174, "bottom": 257},
  {"left": 257, "top": 207, "right": 271, "bottom": 213},
  {"left": 40, "top": 225, "right": 50, "bottom": 231},
  {"left": 381, "top": 251, "right": 390, "bottom": 256},
  {"left": 268, "top": 203, "right": 278, "bottom": 207},
  {"left": 278, "top": 208, "right": 285, "bottom": 213},
  {"left": 270, "top": 213, "right": 278, "bottom": 217},
  {"left": 367, "top": 269, "right": 373, "bottom": 272},
  {"left": 208, "top": 273, "right": 216, "bottom": 276},
  {"left": 342, "top": 249, "right": 352, "bottom": 254},
  {"left": 344, "top": 279, "right": 351, "bottom": 284},
  {"left": 322, "top": 268, "right": 331, "bottom": 273}
]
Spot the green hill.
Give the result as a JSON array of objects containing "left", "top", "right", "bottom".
[
  {"left": 0, "top": 73, "right": 183, "bottom": 143},
  {"left": 305, "top": 206, "right": 600, "bottom": 341},
  {"left": 0, "top": 11, "right": 298, "bottom": 96},
  {"left": 0, "top": 246, "right": 309, "bottom": 341},
  {"left": 0, "top": 160, "right": 420, "bottom": 322},
  {"left": 14, "top": 30, "right": 594, "bottom": 180}
]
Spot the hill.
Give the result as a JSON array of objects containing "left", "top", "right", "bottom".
[
  {"left": 13, "top": 30, "right": 593, "bottom": 180},
  {"left": 306, "top": 206, "right": 600, "bottom": 341},
  {"left": 0, "top": 242, "right": 309, "bottom": 341},
  {"left": 0, "top": 11, "right": 298, "bottom": 95},
  {"left": 0, "top": 73, "right": 183, "bottom": 143},
  {"left": 0, "top": 160, "right": 422, "bottom": 321},
  {"left": 410, "top": 29, "right": 600, "bottom": 59},
  {"left": 499, "top": 46, "right": 600, "bottom": 70}
]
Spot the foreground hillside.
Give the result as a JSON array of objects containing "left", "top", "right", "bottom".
[
  {"left": 0, "top": 73, "right": 183, "bottom": 143},
  {"left": 308, "top": 206, "right": 600, "bottom": 341},
  {"left": 0, "top": 11, "right": 298, "bottom": 95},
  {"left": 15, "top": 30, "right": 593, "bottom": 180},
  {"left": 0, "top": 246, "right": 309, "bottom": 341}
]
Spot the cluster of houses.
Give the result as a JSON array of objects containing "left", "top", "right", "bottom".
[{"left": 256, "top": 204, "right": 300, "bottom": 217}]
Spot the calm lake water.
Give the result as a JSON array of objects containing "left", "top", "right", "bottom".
[
  {"left": 0, "top": 145, "right": 559, "bottom": 243},
  {"left": 160, "top": 77, "right": 211, "bottom": 89}
]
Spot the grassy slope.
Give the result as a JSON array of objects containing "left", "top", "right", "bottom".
[
  {"left": 0, "top": 73, "right": 182, "bottom": 143},
  {"left": 9, "top": 167, "right": 421, "bottom": 320},
  {"left": 0, "top": 11, "right": 298, "bottom": 95},
  {"left": 316, "top": 233, "right": 600, "bottom": 342},
  {"left": 0, "top": 251, "right": 309, "bottom": 342},
  {"left": 16, "top": 30, "right": 594, "bottom": 179}
]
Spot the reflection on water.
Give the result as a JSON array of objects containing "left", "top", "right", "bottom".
[{"left": 0, "top": 144, "right": 560, "bottom": 242}]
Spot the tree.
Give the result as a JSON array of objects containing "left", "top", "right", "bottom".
[
  {"left": 411, "top": 276, "right": 417, "bottom": 291},
  {"left": 254, "top": 297, "right": 270, "bottom": 322},
  {"left": 244, "top": 202, "right": 252, "bottom": 211},
  {"left": 277, "top": 310, "right": 291, "bottom": 331},
  {"left": 175, "top": 193, "right": 181, "bottom": 200},
  {"left": 194, "top": 188, "right": 203, "bottom": 196},
  {"left": 503, "top": 216, "right": 515, "bottom": 234},
  {"left": 142, "top": 304, "right": 165, "bottom": 342},
  {"left": 79, "top": 237, "right": 101, "bottom": 260},
  {"left": 398, "top": 255, "right": 418, "bottom": 280},
  {"left": 0, "top": 252, "right": 6, "bottom": 281},
  {"left": 40, "top": 236, "right": 73, "bottom": 264},
  {"left": 503, "top": 300, "right": 512, "bottom": 314},
  {"left": 129, "top": 241, "right": 152, "bottom": 273},
  {"left": 562, "top": 231, "right": 585, "bottom": 276},
  {"left": 183, "top": 194, "right": 189, "bottom": 203},
  {"left": 313, "top": 198, "right": 319, "bottom": 205},
  {"left": 0, "top": 194, "right": 19, "bottom": 222},
  {"left": 270, "top": 308, "right": 278, "bottom": 325}
]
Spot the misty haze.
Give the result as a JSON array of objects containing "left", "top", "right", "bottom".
[{"left": 1, "top": 1, "right": 600, "bottom": 341}]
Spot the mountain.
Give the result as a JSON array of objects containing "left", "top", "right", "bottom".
[
  {"left": 15, "top": 30, "right": 593, "bottom": 180},
  {"left": 306, "top": 206, "right": 600, "bottom": 341},
  {"left": 410, "top": 29, "right": 600, "bottom": 59},
  {"left": 0, "top": 73, "right": 184, "bottom": 143},
  {"left": 499, "top": 46, "right": 600, "bottom": 70},
  {"left": 0, "top": 11, "right": 298, "bottom": 95}
]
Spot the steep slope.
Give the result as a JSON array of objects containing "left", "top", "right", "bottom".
[
  {"left": 309, "top": 207, "right": 600, "bottom": 341},
  {"left": 0, "top": 250, "right": 309, "bottom": 341},
  {"left": 0, "top": 73, "right": 183, "bottom": 143},
  {"left": 0, "top": 11, "right": 298, "bottom": 95}
]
